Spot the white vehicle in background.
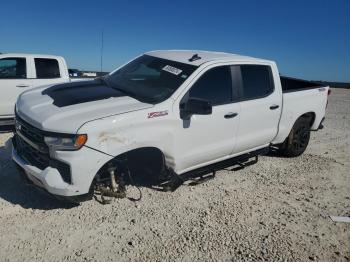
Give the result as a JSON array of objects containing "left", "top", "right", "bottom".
[
  {"left": 12, "top": 50, "right": 330, "bottom": 203},
  {"left": 0, "top": 53, "right": 89, "bottom": 126}
]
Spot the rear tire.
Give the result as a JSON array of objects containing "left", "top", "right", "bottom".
[{"left": 279, "top": 117, "right": 311, "bottom": 157}]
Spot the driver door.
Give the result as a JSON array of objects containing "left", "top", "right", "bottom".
[{"left": 174, "top": 65, "right": 240, "bottom": 173}]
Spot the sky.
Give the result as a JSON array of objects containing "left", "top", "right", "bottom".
[{"left": 1, "top": 0, "right": 349, "bottom": 82}]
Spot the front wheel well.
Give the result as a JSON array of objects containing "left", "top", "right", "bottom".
[{"left": 96, "top": 147, "right": 168, "bottom": 186}]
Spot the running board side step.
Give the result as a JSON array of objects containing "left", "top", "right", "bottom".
[
  {"left": 0, "top": 118, "right": 15, "bottom": 126},
  {"left": 158, "top": 147, "right": 269, "bottom": 192}
]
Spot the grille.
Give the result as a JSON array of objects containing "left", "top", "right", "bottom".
[
  {"left": 13, "top": 117, "right": 72, "bottom": 184},
  {"left": 14, "top": 134, "right": 50, "bottom": 170},
  {"left": 16, "top": 116, "right": 47, "bottom": 149}
]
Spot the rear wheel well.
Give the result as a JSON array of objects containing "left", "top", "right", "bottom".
[
  {"left": 299, "top": 112, "right": 316, "bottom": 127},
  {"left": 277, "top": 112, "right": 315, "bottom": 145},
  {"left": 276, "top": 112, "right": 314, "bottom": 157}
]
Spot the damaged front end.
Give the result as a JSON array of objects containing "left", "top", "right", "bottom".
[{"left": 93, "top": 150, "right": 183, "bottom": 204}]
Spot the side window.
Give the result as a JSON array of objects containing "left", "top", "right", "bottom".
[
  {"left": 189, "top": 66, "right": 232, "bottom": 106},
  {"left": 35, "top": 58, "right": 61, "bottom": 79},
  {"left": 0, "top": 58, "right": 26, "bottom": 79},
  {"left": 240, "top": 65, "right": 274, "bottom": 100}
]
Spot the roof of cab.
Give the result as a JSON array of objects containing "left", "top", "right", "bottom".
[
  {"left": 146, "top": 50, "right": 273, "bottom": 66},
  {"left": 0, "top": 53, "right": 63, "bottom": 59}
]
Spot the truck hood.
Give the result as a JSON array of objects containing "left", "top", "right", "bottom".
[{"left": 16, "top": 80, "right": 154, "bottom": 133}]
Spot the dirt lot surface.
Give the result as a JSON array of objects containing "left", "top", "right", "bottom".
[{"left": 0, "top": 88, "right": 349, "bottom": 262}]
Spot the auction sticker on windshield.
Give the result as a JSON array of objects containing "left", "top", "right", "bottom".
[{"left": 162, "top": 65, "right": 182, "bottom": 75}]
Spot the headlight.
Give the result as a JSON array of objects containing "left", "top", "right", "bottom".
[{"left": 44, "top": 134, "right": 87, "bottom": 151}]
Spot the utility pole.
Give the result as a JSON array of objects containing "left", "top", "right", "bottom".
[{"left": 100, "top": 30, "right": 104, "bottom": 73}]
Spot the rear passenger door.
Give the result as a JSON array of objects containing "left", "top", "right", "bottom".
[
  {"left": 233, "top": 65, "right": 281, "bottom": 153},
  {"left": 31, "top": 58, "right": 66, "bottom": 87}
]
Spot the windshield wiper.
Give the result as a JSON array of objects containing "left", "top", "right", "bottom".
[
  {"left": 110, "top": 84, "right": 149, "bottom": 103},
  {"left": 97, "top": 77, "right": 151, "bottom": 104},
  {"left": 97, "top": 77, "right": 134, "bottom": 99}
]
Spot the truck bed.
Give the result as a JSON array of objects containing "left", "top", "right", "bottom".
[
  {"left": 272, "top": 77, "right": 329, "bottom": 145},
  {"left": 280, "top": 76, "right": 326, "bottom": 93}
]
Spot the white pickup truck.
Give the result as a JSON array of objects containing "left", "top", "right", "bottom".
[
  {"left": 12, "top": 50, "right": 329, "bottom": 202},
  {"left": 0, "top": 53, "right": 88, "bottom": 126}
]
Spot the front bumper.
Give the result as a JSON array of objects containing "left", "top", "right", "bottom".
[
  {"left": 12, "top": 147, "right": 80, "bottom": 196},
  {"left": 11, "top": 116, "right": 114, "bottom": 198},
  {"left": 12, "top": 141, "right": 113, "bottom": 198}
]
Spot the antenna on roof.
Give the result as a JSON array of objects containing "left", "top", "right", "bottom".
[
  {"left": 100, "top": 30, "right": 104, "bottom": 73},
  {"left": 189, "top": 54, "right": 201, "bottom": 62}
]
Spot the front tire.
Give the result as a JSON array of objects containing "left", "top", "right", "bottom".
[{"left": 279, "top": 117, "right": 311, "bottom": 157}]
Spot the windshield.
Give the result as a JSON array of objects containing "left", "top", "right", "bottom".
[{"left": 104, "top": 55, "right": 198, "bottom": 104}]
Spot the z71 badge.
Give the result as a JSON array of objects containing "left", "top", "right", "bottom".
[{"left": 148, "top": 111, "right": 168, "bottom": 118}]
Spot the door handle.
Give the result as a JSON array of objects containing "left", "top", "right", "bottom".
[
  {"left": 16, "top": 84, "right": 29, "bottom": 88},
  {"left": 224, "top": 112, "right": 238, "bottom": 119},
  {"left": 269, "top": 105, "right": 280, "bottom": 110}
]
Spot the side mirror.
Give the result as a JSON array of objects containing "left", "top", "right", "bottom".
[{"left": 180, "top": 98, "right": 212, "bottom": 120}]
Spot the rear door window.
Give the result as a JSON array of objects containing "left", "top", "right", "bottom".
[
  {"left": 35, "top": 58, "right": 61, "bottom": 79},
  {"left": 188, "top": 66, "right": 233, "bottom": 106},
  {"left": 0, "top": 58, "right": 26, "bottom": 79},
  {"left": 240, "top": 65, "right": 274, "bottom": 100}
]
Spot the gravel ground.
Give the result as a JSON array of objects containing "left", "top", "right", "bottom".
[{"left": 0, "top": 88, "right": 349, "bottom": 262}]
